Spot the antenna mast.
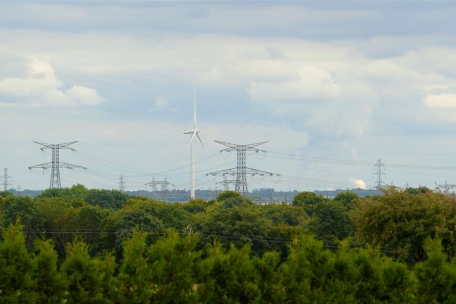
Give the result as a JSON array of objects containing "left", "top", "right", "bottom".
[{"left": 29, "top": 141, "right": 86, "bottom": 189}]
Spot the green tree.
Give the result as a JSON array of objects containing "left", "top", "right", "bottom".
[
  {"left": 334, "top": 191, "right": 360, "bottom": 210},
  {"left": 36, "top": 184, "right": 90, "bottom": 199},
  {"left": 181, "top": 198, "right": 210, "bottom": 214},
  {"left": 143, "top": 230, "right": 202, "bottom": 303},
  {"left": 195, "top": 202, "right": 273, "bottom": 255},
  {"left": 261, "top": 203, "right": 308, "bottom": 226},
  {"left": 292, "top": 191, "right": 326, "bottom": 215},
  {"left": 1, "top": 196, "right": 45, "bottom": 250},
  {"left": 0, "top": 190, "right": 14, "bottom": 198},
  {"left": 117, "top": 230, "right": 157, "bottom": 303},
  {"left": 71, "top": 204, "right": 110, "bottom": 255},
  {"left": 414, "top": 238, "right": 456, "bottom": 304},
  {"left": 352, "top": 187, "right": 456, "bottom": 261},
  {"left": 34, "top": 197, "right": 82, "bottom": 257},
  {"left": 60, "top": 237, "right": 119, "bottom": 304},
  {"left": 216, "top": 190, "right": 242, "bottom": 202},
  {"left": 33, "top": 238, "right": 67, "bottom": 303},
  {"left": 279, "top": 234, "right": 335, "bottom": 303},
  {"left": 85, "top": 189, "right": 130, "bottom": 211},
  {"left": 306, "top": 200, "right": 353, "bottom": 244},
  {"left": 0, "top": 224, "right": 38, "bottom": 303},
  {"left": 253, "top": 251, "right": 286, "bottom": 303},
  {"left": 203, "top": 242, "right": 261, "bottom": 303}
]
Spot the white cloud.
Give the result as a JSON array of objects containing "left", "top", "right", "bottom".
[
  {"left": 351, "top": 179, "right": 366, "bottom": 189},
  {"left": 1, "top": 27, "right": 456, "bottom": 139},
  {"left": 0, "top": 101, "right": 17, "bottom": 108},
  {"left": 66, "top": 85, "right": 104, "bottom": 106},
  {"left": 0, "top": 58, "right": 104, "bottom": 107},
  {"left": 149, "top": 96, "right": 177, "bottom": 112},
  {"left": 424, "top": 93, "right": 456, "bottom": 109}
]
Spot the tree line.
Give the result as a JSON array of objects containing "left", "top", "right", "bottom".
[{"left": 1, "top": 185, "right": 456, "bottom": 302}]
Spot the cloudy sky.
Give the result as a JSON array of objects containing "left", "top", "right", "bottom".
[{"left": 2, "top": 1, "right": 456, "bottom": 192}]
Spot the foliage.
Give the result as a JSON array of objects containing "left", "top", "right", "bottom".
[
  {"left": 292, "top": 191, "right": 326, "bottom": 215},
  {"left": 85, "top": 189, "right": 130, "bottom": 211},
  {"left": 1, "top": 223, "right": 456, "bottom": 302},
  {"left": 181, "top": 198, "right": 211, "bottom": 214},
  {"left": 33, "top": 238, "right": 67, "bottom": 303},
  {"left": 0, "top": 223, "right": 37, "bottom": 303},
  {"left": 352, "top": 186, "right": 456, "bottom": 261},
  {"left": 334, "top": 191, "right": 360, "bottom": 210},
  {"left": 194, "top": 202, "right": 274, "bottom": 256},
  {"left": 216, "top": 190, "right": 242, "bottom": 202},
  {"left": 0, "top": 190, "right": 14, "bottom": 198},
  {"left": 305, "top": 200, "right": 353, "bottom": 244},
  {"left": 203, "top": 242, "right": 261, "bottom": 303},
  {"left": 414, "top": 238, "right": 456, "bottom": 303},
  {"left": 1, "top": 196, "right": 45, "bottom": 249},
  {"left": 60, "top": 237, "right": 119, "bottom": 303},
  {"left": 261, "top": 203, "right": 308, "bottom": 226}
]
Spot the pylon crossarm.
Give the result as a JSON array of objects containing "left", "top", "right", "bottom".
[
  {"left": 29, "top": 162, "right": 53, "bottom": 169},
  {"left": 206, "top": 168, "right": 237, "bottom": 176},
  {"left": 244, "top": 167, "right": 274, "bottom": 176},
  {"left": 58, "top": 162, "right": 86, "bottom": 169},
  {"left": 215, "top": 140, "right": 268, "bottom": 151},
  {"left": 33, "top": 141, "right": 78, "bottom": 149}
]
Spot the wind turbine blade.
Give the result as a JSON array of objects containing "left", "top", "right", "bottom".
[
  {"left": 188, "top": 131, "right": 197, "bottom": 147},
  {"left": 194, "top": 88, "right": 198, "bottom": 129},
  {"left": 197, "top": 133, "right": 209, "bottom": 155}
]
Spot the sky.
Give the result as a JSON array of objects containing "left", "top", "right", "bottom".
[{"left": 2, "top": 1, "right": 456, "bottom": 192}]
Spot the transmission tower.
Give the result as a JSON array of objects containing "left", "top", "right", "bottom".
[
  {"left": 207, "top": 141, "right": 276, "bottom": 196},
  {"left": 216, "top": 175, "right": 236, "bottom": 191},
  {"left": 29, "top": 141, "right": 86, "bottom": 189},
  {"left": 145, "top": 177, "right": 173, "bottom": 201},
  {"left": 1, "top": 168, "right": 13, "bottom": 191},
  {"left": 440, "top": 180, "right": 456, "bottom": 192},
  {"left": 373, "top": 159, "right": 386, "bottom": 189},
  {"left": 16, "top": 185, "right": 21, "bottom": 196},
  {"left": 119, "top": 174, "right": 126, "bottom": 192}
]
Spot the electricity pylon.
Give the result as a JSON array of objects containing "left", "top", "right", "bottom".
[
  {"left": 145, "top": 177, "right": 173, "bottom": 201},
  {"left": 119, "top": 174, "right": 126, "bottom": 192},
  {"left": 207, "top": 141, "right": 275, "bottom": 196},
  {"left": 216, "top": 175, "right": 236, "bottom": 191},
  {"left": 29, "top": 141, "right": 86, "bottom": 189},
  {"left": 1, "top": 168, "right": 13, "bottom": 191},
  {"left": 440, "top": 180, "right": 456, "bottom": 192},
  {"left": 374, "top": 159, "right": 386, "bottom": 189}
]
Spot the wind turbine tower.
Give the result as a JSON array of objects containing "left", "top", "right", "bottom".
[{"left": 184, "top": 91, "right": 208, "bottom": 199}]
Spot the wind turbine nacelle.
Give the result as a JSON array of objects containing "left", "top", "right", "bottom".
[{"left": 184, "top": 129, "right": 200, "bottom": 134}]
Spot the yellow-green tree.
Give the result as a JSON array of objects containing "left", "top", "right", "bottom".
[{"left": 352, "top": 187, "right": 456, "bottom": 261}]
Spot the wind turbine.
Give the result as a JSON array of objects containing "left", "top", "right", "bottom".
[{"left": 184, "top": 90, "right": 209, "bottom": 199}]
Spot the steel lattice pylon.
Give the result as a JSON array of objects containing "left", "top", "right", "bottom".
[
  {"left": 145, "top": 177, "right": 174, "bottom": 201},
  {"left": 29, "top": 141, "right": 86, "bottom": 189},
  {"left": 1, "top": 168, "right": 13, "bottom": 191},
  {"left": 216, "top": 175, "right": 236, "bottom": 191},
  {"left": 207, "top": 141, "right": 274, "bottom": 196},
  {"left": 374, "top": 159, "right": 386, "bottom": 189}
]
